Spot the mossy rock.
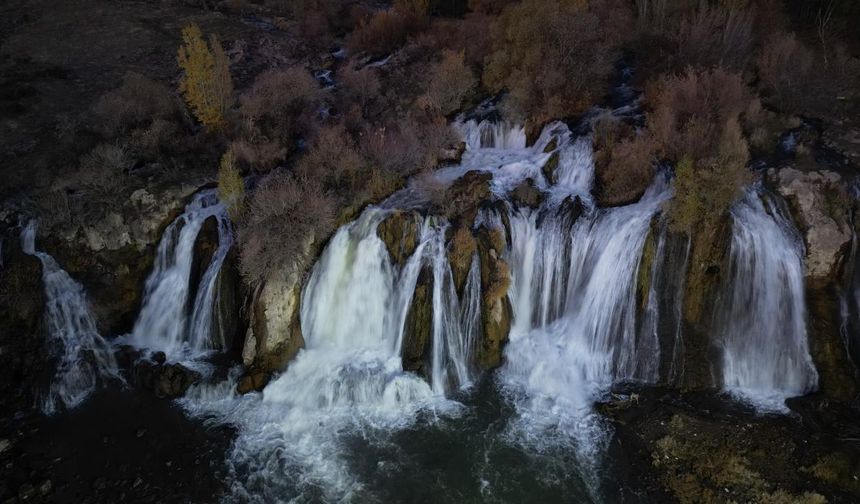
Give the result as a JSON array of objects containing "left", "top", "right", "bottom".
[
  {"left": 679, "top": 216, "right": 733, "bottom": 391},
  {"left": 402, "top": 266, "right": 433, "bottom": 375},
  {"left": 510, "top": 178, "right": 544, "bottom": 209},
  {"left": 377, "top": 210, "right": 421, "bottom": 267},
  {"left": 446, "top": 224, "right": 477, "bottom": 296},
  {"left": 439, "top": 170, "right": 493, "bottom": 223},
  {"left": 475, "top": 225, "right": 512, "bottom": 370},
  {"left": 542, "top": 151, "right": 561, "bottom": 185}
]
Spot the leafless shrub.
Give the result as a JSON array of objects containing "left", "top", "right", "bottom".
[
  {"left": 93, "top": 72, "right": 179, "bottom": 136},
  {"left": 345, "top": 8, "right": 426, "bottom": 57},
  {"left": 483, "top": 0, "right": 633, "bottom": 122},
  {"left": 417, "top": 50, "right": 476, "bottom": 115},
  {"left": 240, "top": 67, "right": 322, "bottom": 142},
  {"left": 238, "top": 172, "right": 336, "bottom": 285},
  {"left": 295, "top": 124, "right": 367, "bottom": 194},
  {"left": 230, "top": 138, "right": 287, "bottom": 173}
]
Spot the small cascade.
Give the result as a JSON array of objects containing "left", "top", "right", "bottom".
[
  {"left": 21, "top": 221, "right": 119, "bottom": 414},
  {"left": 185, "top": 209, "right": 463, "bottom": 499},
  {"left": 428, "top": 227, "right": 480, "bottom": 394},
  {"left": 717, "top": 189, "right": 818, "bottom": 411},
  {"left": 127, "top": 190, "right": 233, "bottom": 361},
  {"left": 458, "top": 119, "right": 526, "bottom": 151}
]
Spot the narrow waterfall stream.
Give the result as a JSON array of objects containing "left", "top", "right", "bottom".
[
  {"left": 21, "top": 221, "right": 119, "bottom": 414},
  {"left": 716, "top": 189, "right": 818, "bottom": 411},
  {"left": 125, "top": 190, "right": 234, "bottom": 361}
]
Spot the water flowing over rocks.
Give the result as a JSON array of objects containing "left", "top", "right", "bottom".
[
  {"left": 768, "top": 166, "right": 859, "bottom": 400},
  {"left": 41, "top": 182, "right": 209, "bottom": 336}
]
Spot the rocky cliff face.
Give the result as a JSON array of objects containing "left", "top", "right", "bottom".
[
  {"left": 768, "top": 165, "right": 859, "bottom": 400},
  {"left": 237, "top": 233, "right": 316, "bottom": 393},
  {"left": 769, "top": 167, "right": 852, "bottom": 281},
  {"left": 41, "top": 182, "right": 207, "bottom": 336}
]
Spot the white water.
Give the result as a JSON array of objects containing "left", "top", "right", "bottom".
[
  {"left": 184, "top": 209, "right": 466, "bottom": 500},
  {"left": 125, "top": 190, "right": 233, "bottom": 361},
  {"left": 178, "top": 116, "right": 823, "bottom": 499},
  {"left": 21, "top": 221, "right": 119, "bottom": 414},
  {"left": 717, "top": 189, "right": 818, "bottom": 411},
  {"left": 428, "top": 225, "right": 481, "bottom": 394}
]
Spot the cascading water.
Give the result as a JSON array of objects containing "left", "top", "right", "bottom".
[
  {"left": 182, "top": 116, "right": 679, "bottom": 499},
  {"left": 428, "top": 226, "right": 481, "bottom": 394},
  {"left": 21, "top": 221, "right": 119, "bottom": 414},
  {"left": 126, "top": 190, "right": 233, "bottom": 361},
  {"left": 716, "top": 189, "right": 818, "bottom": 411},
  {"left": 183, "top": 208, "right": 475, "bottom": 500}
]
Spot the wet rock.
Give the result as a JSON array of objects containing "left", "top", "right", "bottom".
[
  {"left": 447, "top": 224, "right": 477, "bottom": 296},
  {"left": 768, "top": 166, "right": 852, "bottom": 281},
  {"left": 476, "top": 225, "right": 512, "bottom": 369},
  {"left": 509, "top": 178, "right": 544, "bottom": 209},
  {"left": 240, "top": 244, "right": 313, "bottom": 390},
  {"left": 542, "top": 151, "right": 560, "bottom": 184},
  {"left": 768, "top": 166, "right": 858, "bottom": 399},
  {"left": 401, "top": 266, "right": 433, "bottom": 375},
  {"left": 377, "top": 210, "right": 421, "bottom": 267},
  {"left": 236, "top": 371, "right": 269, "bottom": 394},
  {"left": 213, "top": 250, "right": 246, "bottom": 355},
  {"left": 189, "top": 216, "right": 220, "bottom": 303},
  {"left": 41, "top": 183, "right": 208, "bottom": 335},
  {"left": 132, "top": 361, "right": 202, "bottom": 399},
  {"left": 439, "top": 170, "right": 492, "bottom": 223},
  {"left": 678, "top": 217, "right": 733, "bottom": 391}
]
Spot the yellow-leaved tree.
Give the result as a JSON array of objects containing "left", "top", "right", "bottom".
[
  {"left": 217, "top": 149, "right": 244, "bottom": 220},
  {"left": 177, "top": 24, "right": 233, "bottom": 131}
]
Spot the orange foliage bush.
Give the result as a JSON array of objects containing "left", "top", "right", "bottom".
[{"left": 177, "top": 24, "right": 234, "bottom": 131}]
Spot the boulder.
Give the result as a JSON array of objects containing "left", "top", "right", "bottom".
[
  {"left": 509, "top": 178, "right": 544, "bottom": 209},
  {"left": 439, "top": 170, "right": 492, "bottom": 223},
  {"left": 132, "top": 360, "right": 202, "bottom": 399},
  {"left": 377, "top": 210, "right": 421, "bottom": 267},
  {"left": 768, "top": 167, "right": 852, "bottom": 282},
  {"left": 401, "top": 266, "right": 433, "bottom": 375},
  {"left": 542, "top": 151, "right": 560, "bottom": 185}
]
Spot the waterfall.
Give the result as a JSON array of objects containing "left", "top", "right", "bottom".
[
  {"left": 458, "top": 119, "right": 526, "bottom": 151},
  {"left": 717, "top": 189, "right": 818, "bottom": 411},
  {"left": 184, "top": 208, "right": 463, "bottom": 499},
  {"left": 182, "top": 117, "right": 672, "bottom": 499},
  {"left": 428, "top": 226, "right": 480, "bottom": 394},
  {"left": 21, "top": 221, "right": 119, "bottom": 414},
  {"left": 126, "top": 190, "right": 233, "bottom": 361},
  {"left": 500, "top": 178, "right": 671, "bottom": 409}
]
